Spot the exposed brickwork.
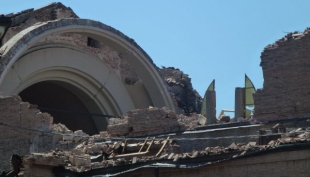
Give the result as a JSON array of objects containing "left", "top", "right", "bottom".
[
  {"left": 0, "top": 95, "right": 53, "bottom": 171},
  {"left": 3, "top": 2, "right": 140, "bottom": 85},
  {"left": 254, "top": 29, "right": 310, "bottom": 122},
  {"left": 41, "top": 33, "right": 140, "bottom": 84},
  {"left": 1, "top": 3, "right": 200, "bottom": 113},
  {"left": 107, "top": 107, "right": 206, "bottom": 137},
  {"left": 0, "top": 5, "right": 157, "bottom": 82},
  {"left": 3, "top": 2, "right": 78, "bottom": 44},
  {"left": 159, "top": 67, "right": 203, "bottom": 114}
]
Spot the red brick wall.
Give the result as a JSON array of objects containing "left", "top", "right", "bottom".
[{"left": 254, "top": 30, "right": 310, "bottom": 122}]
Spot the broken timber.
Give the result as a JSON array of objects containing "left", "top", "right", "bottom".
[
  {"left": 108, "top": 151, "right": 149, "bottom": 159},
  {"left": 139, "top": 137, "right": 149, "bottom": 152},
  {"left": 109, "top": 137, "right": 155, "bottom": 159},
  {"left": 155, "top": 136, "right": 170, "bottom": 157}
]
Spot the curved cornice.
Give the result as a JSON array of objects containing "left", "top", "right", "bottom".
[{"left": 0, "top": 18, "right": 176, "bottom": 111}]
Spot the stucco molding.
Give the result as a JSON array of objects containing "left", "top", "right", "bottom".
[{"left": 0, "top": 18, "right": 176, "bottom": 111}]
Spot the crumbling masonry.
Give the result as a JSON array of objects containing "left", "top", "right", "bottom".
[
  {"left": 0, "top": 96, "right": 53, "bottom": 170},
  {"left": 254, "top": 30, "right": 310, "bottom": 122},
  {"left": 3, "top": 2, "right": 310, "bottom": 177}
]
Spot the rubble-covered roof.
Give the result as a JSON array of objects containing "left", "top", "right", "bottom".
[{"left": 23, "top": 126, "right": 310, "bottom": 176}]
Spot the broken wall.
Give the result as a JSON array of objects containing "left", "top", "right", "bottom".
[
  {"left": 107, "top": 107, "right": 206, "bottom": 137},
  {"left": 3, "top": 3, "right": 201, "bottom": 115},
  {"left": 2, "top": 2, "right": 78, "bottom": 44},
  {"left": 254, "top": 29, "right": 310, "bottom": 122},
  {"left": 0, "top": 96, "right": 53, "bottom": 171},
  {"left": 3, "top": 3, "right": 140, "bottom": 85},
  {"left": 159, "top": 67, "right": 203, "bottom": 114}
]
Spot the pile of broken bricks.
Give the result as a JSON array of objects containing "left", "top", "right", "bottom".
[
  {"left": 107, "top": 107, "right": 207, "bottom": 137},
  {"left": 21, "top": 126, "right": 310, "bottom": 173},
  {"left": 52, "top": 123, "right": 89, "bottom": 143}
]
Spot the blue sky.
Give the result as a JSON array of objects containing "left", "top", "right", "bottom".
[{"left": 2, "top": 1, "right": 310, "bottom": 115}]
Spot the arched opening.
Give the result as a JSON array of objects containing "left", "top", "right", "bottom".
[
  {"left": 19, "top": 81, "right": 104, "bottom": 135},
  {"left": 0, "top": 19, "right": 176, "bottom": 115},
  {"left": 0, "top": 19, "right": 177, "bottom": 136}
]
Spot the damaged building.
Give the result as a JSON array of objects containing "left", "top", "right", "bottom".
[
  {"left": 0, "top": 2, "right": 205, "bottom": 136},
  {"left": 1, "top": 2, "right": 310, "bottom": 177},
  {"left": 254, "top": 30, "right": 310, "bottom": 122}
]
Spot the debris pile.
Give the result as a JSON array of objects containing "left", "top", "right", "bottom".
[
  {"left": 178, "top": 113, "right": 207, "bottom": 129},
  {"left": 218, "top": 115, "right": 231, "bottom": 123},
  {"left": 53, "top": 123, "right": 88, "bottom": 142},
  {"left": 23, "top": 136, "right": 182, "bottom": 173},
  {"left": 20, "top": 126, "right": 310, "bottom": 175},
  {"left": 107, "top": 107, "right": 207, "bottom": 137},
  {"left": 52, "top": 123, "right": 72, "bottom": 133}
]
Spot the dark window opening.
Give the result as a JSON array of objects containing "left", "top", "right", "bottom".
[
  {"left": 19, "top": 81, "right": 99, "bottom": 135},
  {"left": 87, "top": 37, "right": 101, "bottom": 48}
]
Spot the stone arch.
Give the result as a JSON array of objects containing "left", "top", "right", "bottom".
[{"left": 0, "top": 19, "right": 175, "bottom": 133}]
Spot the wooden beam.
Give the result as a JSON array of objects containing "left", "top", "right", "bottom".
[
  {"left": 139, "top": 137, "right": 149, "bottom": 152},
  {"left": 155, "top": 136, "right": 170, "bottom": 157},
  {"left": 146, "top": 137, "right": 155, "bottom": 152},
  {"left": 109, "top": 151, "right": 149, "bottom": 159},
  {"left": 122, "top": 140, "right": 127, "bottom": 154}
]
